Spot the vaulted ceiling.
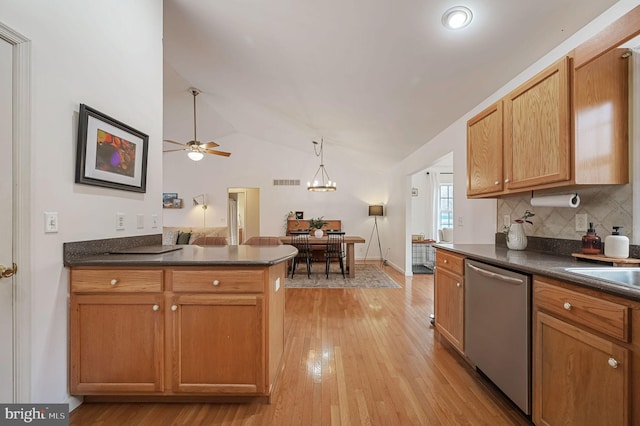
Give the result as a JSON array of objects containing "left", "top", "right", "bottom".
[{"left": 163, "top": 0, "right": 619, "bottom": 170}]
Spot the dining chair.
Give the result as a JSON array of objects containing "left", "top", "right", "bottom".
[
  {"left": 192, "top": 236, "right": 228, "bottom": 246},
  {"left": 325, "top": 232, "right": 346, "bottom": 278},
  {"left": 243, "top": 236, "right": 283, "bottom": 246},
  {"left": 290, "top": 233, "right": 313, "bottom": 278}
]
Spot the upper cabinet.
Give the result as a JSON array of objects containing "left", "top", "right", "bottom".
[
  {"left": 504, "top": 57, "right": 571, "bottom": 191},
  {"left": 574, "top": 47, "right": 629, "bottom": 185},
  {"left": 467, "top": 4, "right": 638, "bottom": 199}
]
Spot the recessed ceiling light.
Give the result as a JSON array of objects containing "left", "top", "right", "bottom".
[{"left": 442, "top": 6, "right": 473, "bottom": 30}]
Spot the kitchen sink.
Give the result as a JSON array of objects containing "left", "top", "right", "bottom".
[{"left": 564, "top": 267, "right": 640, "bottom": 287}]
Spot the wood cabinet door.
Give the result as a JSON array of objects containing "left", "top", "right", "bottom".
[
  {"left": 467, "top": 101, "right": 504, "bottom": 197},
  {"left": 574, "top": 47, "right": 629, "bottom": 185},
  {"left": 168, "top": 293, "right": 265, "bottom": 394},
  {"left": 504, "top": 57, "right": 571, "bottom": 190},
  {"left": 534, "top": 312, "right": 628, "bottom": 425},
  {"left": 434, "top": 267, "right": 464, "bottom": 352},
  {"left": 69, "top": 294, "right": 164, "bottom": 394}
]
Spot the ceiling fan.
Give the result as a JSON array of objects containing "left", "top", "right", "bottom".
[{"left": 163, "top": 87, "right": 231, "bottom": 161}]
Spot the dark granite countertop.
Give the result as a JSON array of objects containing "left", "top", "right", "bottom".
[
  {"left": 65, "top": 244, "right": 298, "bottom": 267},
  {"left": 435, "top": 244, "right": 640, "bottom": 302}
]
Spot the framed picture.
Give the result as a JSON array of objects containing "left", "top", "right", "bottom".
[
  {"left": 75, "top": 104, "right": 149, "bottom": 193},
  {"left": 163, "top": 193, "right": 178, "bottom": 208},
  {"left": 295, "top": 211, "right": 304, "bottom": 219}
]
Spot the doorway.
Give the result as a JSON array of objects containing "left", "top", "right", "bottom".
[
  {"left": 0, "top": 23, "right": 30, "bottom": 403},
  {"left": 409, "top": 152, "right": 454, "bottom": 274},
  {"left": 228, "top": 188, "right": 260, "bottom": 244}
]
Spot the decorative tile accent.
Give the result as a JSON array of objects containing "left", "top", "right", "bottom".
[{"left": 497, "top": 185, "right": 632, "bottom": 241}]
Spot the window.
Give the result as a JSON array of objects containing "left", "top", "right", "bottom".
[{"left": 439, "top": 184, "right": 454, "bottom": 228}]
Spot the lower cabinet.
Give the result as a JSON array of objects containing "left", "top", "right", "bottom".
[
  {"left": 69, "top": 264, "right": 286, "bottom": 399},
  {"left": 433, "top": 249, "right": 465, "bottom": 353},
  {"left": 533, "top": 276, "right": 637, "bottom": 425},
  {"left": 168, "top": 293, "right": 265, "bottom": 394},
  {"left": 70, "top": 293, "right": 165, "bottom": 394}
]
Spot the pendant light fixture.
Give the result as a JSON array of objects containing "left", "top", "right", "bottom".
[{"left": 307, "top": 138, "right": 337, "bottom": 192}]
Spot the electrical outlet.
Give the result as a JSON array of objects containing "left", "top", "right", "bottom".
[
  {"left": 44, "top": 212, "right": 58, "bottom": 233},
  {"left": 116, "top": 213, "right": 125, "bottom": 230},
  {"left": 503, "top": 215, "right": 511, "bottom": 228},
  {"left": 151, "top": 214, "right": 159, "bottom": 228},
  {"left": 575, "top": 214, "right": 588, "bottom": 232},
  {"left": 136, "top": 214, "right": 144, "bottom": 229}
]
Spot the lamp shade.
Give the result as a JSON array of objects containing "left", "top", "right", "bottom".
[{"left": 368, "top": 205, "right": 384, "bottom": 216}]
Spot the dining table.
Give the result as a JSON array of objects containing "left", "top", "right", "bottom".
[{"left": 279, "top": 235, "right": 366, "bottom": 278}]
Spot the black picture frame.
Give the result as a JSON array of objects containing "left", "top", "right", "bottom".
[
  {"left": 75, "top": 104, "right": 149, "bottom": 193},
  {"left": 295, "top": 211, "right": 304, "bottom": 219}
]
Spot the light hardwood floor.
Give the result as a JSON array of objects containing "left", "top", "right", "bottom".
[{"left": 70, "top": 263, "right": 531, "bottom": 425}]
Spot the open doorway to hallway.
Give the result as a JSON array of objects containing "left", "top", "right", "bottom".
[
  {"left": 409, "top": 152, "right": 453, "bottom": 275},
  {"left": 228, "top": 188, "right": 260, "bottom": 244}
]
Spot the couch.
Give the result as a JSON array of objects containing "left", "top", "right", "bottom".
[{"left": 163, "top": 226, "right": 229, "bottom": 245}]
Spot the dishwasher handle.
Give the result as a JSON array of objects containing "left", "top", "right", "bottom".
[{"left": 467, "top": 263, "right": 524, "bottom": 285}]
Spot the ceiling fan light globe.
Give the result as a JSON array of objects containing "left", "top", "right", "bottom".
[{"left": 187, "top": 151, "right": 204, "bottom": 161}]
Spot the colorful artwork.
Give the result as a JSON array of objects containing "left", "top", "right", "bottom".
[{"left": 95, "top": 129, "right": 137, "bottom": 177}]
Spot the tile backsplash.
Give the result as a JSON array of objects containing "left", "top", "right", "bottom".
[{"left": 497, "top": 185, "right": 633, "bottom": 242}]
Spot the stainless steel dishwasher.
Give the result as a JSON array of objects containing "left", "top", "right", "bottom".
[{"left": 464, "top": 259, "right": 531, "bottom": 415}]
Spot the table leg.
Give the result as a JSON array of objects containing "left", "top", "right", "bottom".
[{"left": 346, "top": 243, "right": 355, "bottom": 278}]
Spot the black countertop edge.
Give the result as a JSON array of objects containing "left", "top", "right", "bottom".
[
  {"left": 64, "top": 234, "right": 163, "bottom": 265},
  {"left": 64, "top": 244, "right": 298, "bottom": 268},
  {"left": 435, "top": 243, "right": 640, "bottom": 302}
]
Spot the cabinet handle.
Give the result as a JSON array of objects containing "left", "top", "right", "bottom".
[
  {"left": 110, "top": 279, "right": 118, "bottom": 286},
  {"left": 504, "top": 178, "right": 510, "bottom": 183},
  {"left": 213, "top": 279, "right": 220, "bottom": 286},
  {"left": 608, "top": 357, "right": 619, "bottom": 368},
  {"left": 171, "top": 305, "right": 178, "bottom": 311},
  {"left": 152, "top": 304, "right": 159, "bottom": 311},
  {"left": 494, "top": 181, "right": 499, "bottom": 186},
  {"left": 443, "top": 259, "right": 448, "bottom": 264},
  {"left": 563, "top": 302, "right": 572, "bottom": 311},
  {"left": 456, "top": 282, "right": 461, "bottom": 288}
]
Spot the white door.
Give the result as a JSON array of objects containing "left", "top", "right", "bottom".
[{"left": 0, "top": 36, "right": 15, "bottom": 402}]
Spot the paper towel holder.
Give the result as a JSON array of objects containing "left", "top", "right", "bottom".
[{"left": 530, "top": 192, "right": 580, "bottom": 208}]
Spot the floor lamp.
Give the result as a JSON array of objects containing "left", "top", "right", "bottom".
[{"left": 364, "top": 205, "right": 384, "bottom": 265}]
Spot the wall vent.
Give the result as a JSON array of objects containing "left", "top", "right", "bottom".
[{"left": 273, "top": 179, "right": 301, "bottom": 186}]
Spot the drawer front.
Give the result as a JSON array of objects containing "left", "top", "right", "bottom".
[
  {"left": 71, "top": 269, "right": 163, "bottom": 293},
  {"left": 171, "top": 269, "right": 265, "bottom": 293},
  {"left": 534, "top": 279, "right": 629, "bottom": 342},
  {"left": 435, "top": 249, "right": 465, "bottom": 275}
]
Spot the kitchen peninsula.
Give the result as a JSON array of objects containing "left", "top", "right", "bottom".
[{"left": 64, "top": 239, "right": 297, "bottom": 403}]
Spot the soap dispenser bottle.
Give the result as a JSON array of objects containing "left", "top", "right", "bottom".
[
  {"left": 581, "top": 222, "right": 602, "bottom": 255},
  {"left": 604, "top": 226, "right": 629, "bottom": 259}
]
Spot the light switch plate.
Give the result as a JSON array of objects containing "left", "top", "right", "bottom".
[
  {"left": 44, "top": 212, "right": 58, "bottom": 233},
  {"left": 136, "top": 214, "right": 144, "bottom": 229},
  {"left": 116, "top": 213, "right": 125, "bottom": 230}
]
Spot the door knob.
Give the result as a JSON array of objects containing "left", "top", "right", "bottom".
[{"left": 0, "top": 263, "right": 17, "bottom": 278}]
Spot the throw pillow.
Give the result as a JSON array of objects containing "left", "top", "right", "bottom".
[
  {"left": 189, "top": 232, "right": 206, "bottom": 245},
  {"left": 176, "top": 231, "right": 191, "bottom": 245},
  {"left": 162, "top": 230, "right": 180, "bottom": 245}
]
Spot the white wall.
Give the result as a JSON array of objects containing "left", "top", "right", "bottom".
[
  {"left": 386, "top": 0, "right": 640, "bottom": 274},
  {"left": 1, "top": 0, "right": 163, "bottom": 405},
  {"left": 163, "top": 129, "right": 390, "bottom": 257}
]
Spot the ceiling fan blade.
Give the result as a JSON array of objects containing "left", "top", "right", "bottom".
[
  {"left": 200, "top": 141, "right": 220, "bottom": 149},
  {"left": 163, "top": 139, "right": 186, "bottom": 146},
  {"left": 204, "top": 148, "right": 231, "bottom": 157},
  {"left": 163, "top": 148, "right": 187, "bottom": 153}
]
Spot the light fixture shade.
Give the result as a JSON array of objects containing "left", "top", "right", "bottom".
[
  {"left": 442, "top": 6, "right": 473, "bottom": 29},
  {"left": 187, "top": 151, "right": 204, "bottom": 161},
  {"left": 369, "top": 205, "right": 384, "bottom": 216}
]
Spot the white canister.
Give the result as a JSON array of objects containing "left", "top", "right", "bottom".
[{"left": 604, "top": 226, "right": 629, "bottom": 259}]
